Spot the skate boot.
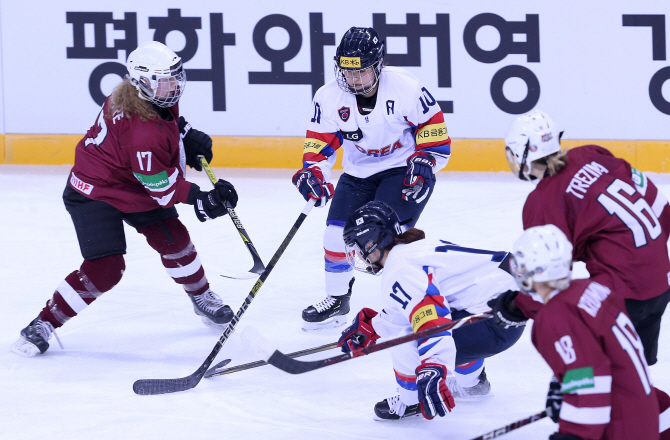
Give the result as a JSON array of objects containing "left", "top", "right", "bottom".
[
  {"left": 373, "top": 395, "right": 422, "bottom": 421},
  {"left": 302, "top": 278, "right": 354, "bottom": 331},
  {"left": 11, "top": 316, "right": 63, "bottom": 357},
  {"left": 447, "top": 368, "right": 492, "bottom": 399},
  {"left": 189, "top": 289, "right": 234, "bottom": 329}
]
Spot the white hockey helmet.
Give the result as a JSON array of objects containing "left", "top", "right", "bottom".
[
  {"left": 504, "top": 110, "right": 563, "bottom": 181},
  {"left": 510, "top": 224, "right": 573, "bottom": 292},
  {"left": 126, "top": 41, "right": 186, "bottom": 108}
]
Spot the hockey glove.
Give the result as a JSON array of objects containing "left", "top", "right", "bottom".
[
  {"left": 546, "top": 376, "right": 563, "bottom": 423},
  {"left": 292, "top": 166, "right": 334, "bottom": 208},
  {"left": 337, "top": 308, "right": 380, "bottom": 353},
  {"left": 416, "top": 363, "right": 456, "bottom": 419},
  {"left": 179, "top": 116, "right": 213, "bottom": 171},
  {"left": 487, "top": 290, "right": 528, "bottom": 329},
  {"left": 402, "top": 152, "right": 436, "bottom": 203},
  {"left": 187, "top": 180, "right": 238, "bottom": 222}
]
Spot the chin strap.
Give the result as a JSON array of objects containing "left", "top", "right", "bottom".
[{"left": 519, "top": 141, "right": 531, "bottom": 181}]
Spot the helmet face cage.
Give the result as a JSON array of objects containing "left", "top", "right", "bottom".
[
  {"left": 334, "top": 27, "right": 384, "bottom": 95},
  {"left": 342, "top": 201, "right": 402, "bottom": 275},
  {"left": 135, "top": 61, "right": 186, "bottom": 108}
]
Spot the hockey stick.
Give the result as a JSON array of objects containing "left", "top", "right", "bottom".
[
  {"left": 262, "top": 313, "right": 492, "bottom": 375},
  {"left": 132, "top": 198, "right": 317, "bottom": 395},
  {"left": 469, "top": 410, "right": 547, "bottom": 439},
  {"left": 199, "top": 156, "right": 265, "bottom": 279},
  {"left": 204, "top": 342, "right": 338, "bottom": 378}
]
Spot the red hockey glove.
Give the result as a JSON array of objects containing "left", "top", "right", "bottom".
[
  {"left": 292, "top": 167, "right": 334, "bottom": 207},
  {"left": 337, "top": 308, "right": 380, "bottom": 353},
  {"left": 402, "top": 152, "right": 436, "bottom": 203},
  {"left": 416, "top": 363, "right": 455, "bottom": 419},
  {"left": 179, "top": 117, "right": 213, "bottom": 171}
]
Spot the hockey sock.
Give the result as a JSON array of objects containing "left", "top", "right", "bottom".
[
  {"left": 455, "top": 359, "right": 485, "bottom": 387},
  {"left": 324, "top": 224, "right": 353, "bottom": 297},
  {"left": 39, "top": 254, "right": 126, "bottom": 328},
  {"left": 140, "top": 217, "right": 209, "bottom": 296}
]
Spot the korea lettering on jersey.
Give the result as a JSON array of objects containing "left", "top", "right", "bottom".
[
  {"left": 370, "top": 240, "right": 517, "bottom": 371},
  {"left": 302, "top": 66, "right": 451, "bottom": 181}
]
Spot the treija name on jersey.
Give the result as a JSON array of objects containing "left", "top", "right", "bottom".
[{"left": 301, "top": 66, "right": 451, "bottom": 180}]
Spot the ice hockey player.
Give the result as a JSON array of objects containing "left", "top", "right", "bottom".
[
  {"left": 11, "top": 41, "right": 238, "bottom": 357},
  {"left": 338, "top": 201, "right": 524, "bottom": 421},
  {"left": 491, "top": 224, "right": 670, "bottom": 440},
  {"left": 503, "top": 110, "right": 670, "bottom": 366},
  {"left": 292, "top": 27, "right": 452, "bottom": 330}
]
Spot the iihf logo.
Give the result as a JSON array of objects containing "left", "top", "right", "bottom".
[{"left": 338, "top": 106, "right": 350, "bottom": 122}]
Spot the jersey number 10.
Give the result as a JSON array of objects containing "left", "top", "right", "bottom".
[{"left": 596, "top": 179, "right": 661, "bottom": 248}]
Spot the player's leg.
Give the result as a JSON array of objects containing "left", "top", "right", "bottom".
[
  {"left": 374, "top": 167, "right": 432, "bottom": 227},
  {"left": 11, "top": 187, "right": 127, "bottom": 357},
  {"left": 373, "top": 335, "right": 422, "bottom": 421},
  {"left": 449, "top": 308, "right": 525, "bottom": 398},
  {"left": 302, "top": 173, "right": 377, "bottom": 330},
  {"left": 625, "top": 288, "right": 670, "bottom": 366},
  {"left": 128, "top": 210, "right": 233, "bottom": 329}
]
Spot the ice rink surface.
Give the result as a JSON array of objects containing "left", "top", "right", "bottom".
[{"left": 1, "top": 165, "right": 669, "bottom": 440}]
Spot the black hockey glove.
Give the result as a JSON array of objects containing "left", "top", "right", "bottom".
[
  {"left": 179, "top": 116, "right": 213, "bottom": 171},
  {"left": 546, "top": 376, "right": 563, "bottom": 423},
  {"left": 187, "top": 181, "right": 238, "bottom": 222},
  {"left": 548, "top": 434, "right": 583, "bottom": 440},
  {"left": 487, "top": 290, "right": 528, "bottom": 329},
  {"left": 402, "top": 151, "right": 436, "bottom": 203}
]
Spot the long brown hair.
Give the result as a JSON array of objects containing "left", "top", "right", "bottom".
[
  {"left": 536, "top": 150, "right": 569, "bottom": 176},
  {"left": 106, "top": 79, "right": 158, "bottom": 122},
  {"left": 386, "top": 227, "right": 426, "bottom": 252}
]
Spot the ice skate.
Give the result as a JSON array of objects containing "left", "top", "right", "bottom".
[
  {"left": 11, "top": 316, "right": 62, "bottom": 357},
  {"left": 302, "top": 279, "right": 354, "bottom": 331},
  {"left": 373, "top": 395, "right": 422, "bottom": 421},
  {"left": 447, "top": 368, "right": 493, "bottom": 399},
  {"left": 189, "top": 289, "right": 234, "bottom": 329}
]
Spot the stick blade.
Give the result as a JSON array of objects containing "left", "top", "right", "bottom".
[
  {"left": 133, "top": 376, "right": 199, "bottom": 395},
  {"left": 219, "top": 271, "right": 258, "bottom": 280},
  {"left": 265, "top": 350, "right": 326, "bottom": 374},
  {"left": 204, "top": 359, "right": 232, "bottom": 378}
]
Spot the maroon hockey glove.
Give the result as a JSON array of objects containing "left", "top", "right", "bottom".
[
  {"left": 292, "top": 166, "right": 334, "bottom": 207},
  {"left": 487, "top": 290, "right": 528, "bottom": 329},
  {"left": 179, "top": 116, "right": 213, "bottom": 171},
  {"left": 188, "top": 180, "right": 238, "bottom": 222},
  {"left": 337, "top": 308, "right": 380, "bottom": 353},
  {"left": 416, "top": 363, "right": 455, "bottom": 419},
  {"left": 402, "top": 151, "right": 436, "bottom": 203}
]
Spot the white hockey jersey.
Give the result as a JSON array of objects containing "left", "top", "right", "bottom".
[
  {"left": 301, "top": 66, "right": 451, "bottom": 180},
  {"left": 371, "top": 239, "right": 517, "bottom": 371}
]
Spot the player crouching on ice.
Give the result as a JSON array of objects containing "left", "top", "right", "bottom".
[
  {"left": 488, "top": 225, "right": 670, "bottom": 440},
  {"left": 338, "top": 201, "right": 524, "bottom": 420},
  {"left": 11, "top": 41, "right": 239, "bottom": 357}
]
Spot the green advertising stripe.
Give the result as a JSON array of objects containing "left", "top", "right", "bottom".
[
  {"left": 562, "top": 366, "right": 595, "bottom": 393},
  {"left": 133, "top": 171, "right": 169, "bottom": 190}
]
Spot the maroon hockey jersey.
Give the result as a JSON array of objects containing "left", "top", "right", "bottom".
[
  {"left": 523, "top": 145, "right": 670, "bottom": 301},
  {"left": 68, "top": 97, "right": 192, "bottom": 213},
  {"left": 532, "top": 276, "right": 659, "bottom": 440}
]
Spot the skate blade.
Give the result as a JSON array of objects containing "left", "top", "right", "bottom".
[
  {"left": 200, "top": 316, "right": 233, "bottom": 331},
  {"left": 302, "top": 316, "right": 349, "bottom": 331},
  {"left": 373, "top": 412, "right": 422, "bottom": 422},
  {"left": 10, "top": 336, "right": 41, "bottom": 357}
]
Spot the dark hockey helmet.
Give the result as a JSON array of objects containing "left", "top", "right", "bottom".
[
  {"left": 343, "top": 201, "right": 402, "bottom": 275},
  {"left": 334, "top": 27, "right": 385, "bottom": 95}
]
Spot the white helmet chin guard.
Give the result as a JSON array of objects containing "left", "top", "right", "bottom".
[
  {"left": 126, "top": 41, "right": 186, "bottom": 108},
  {"left": 510, "top": 224, "right": 573, "bottom": 292},
  {"left": 504, "top": 110, "right": 563, "bottom": 181}
]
